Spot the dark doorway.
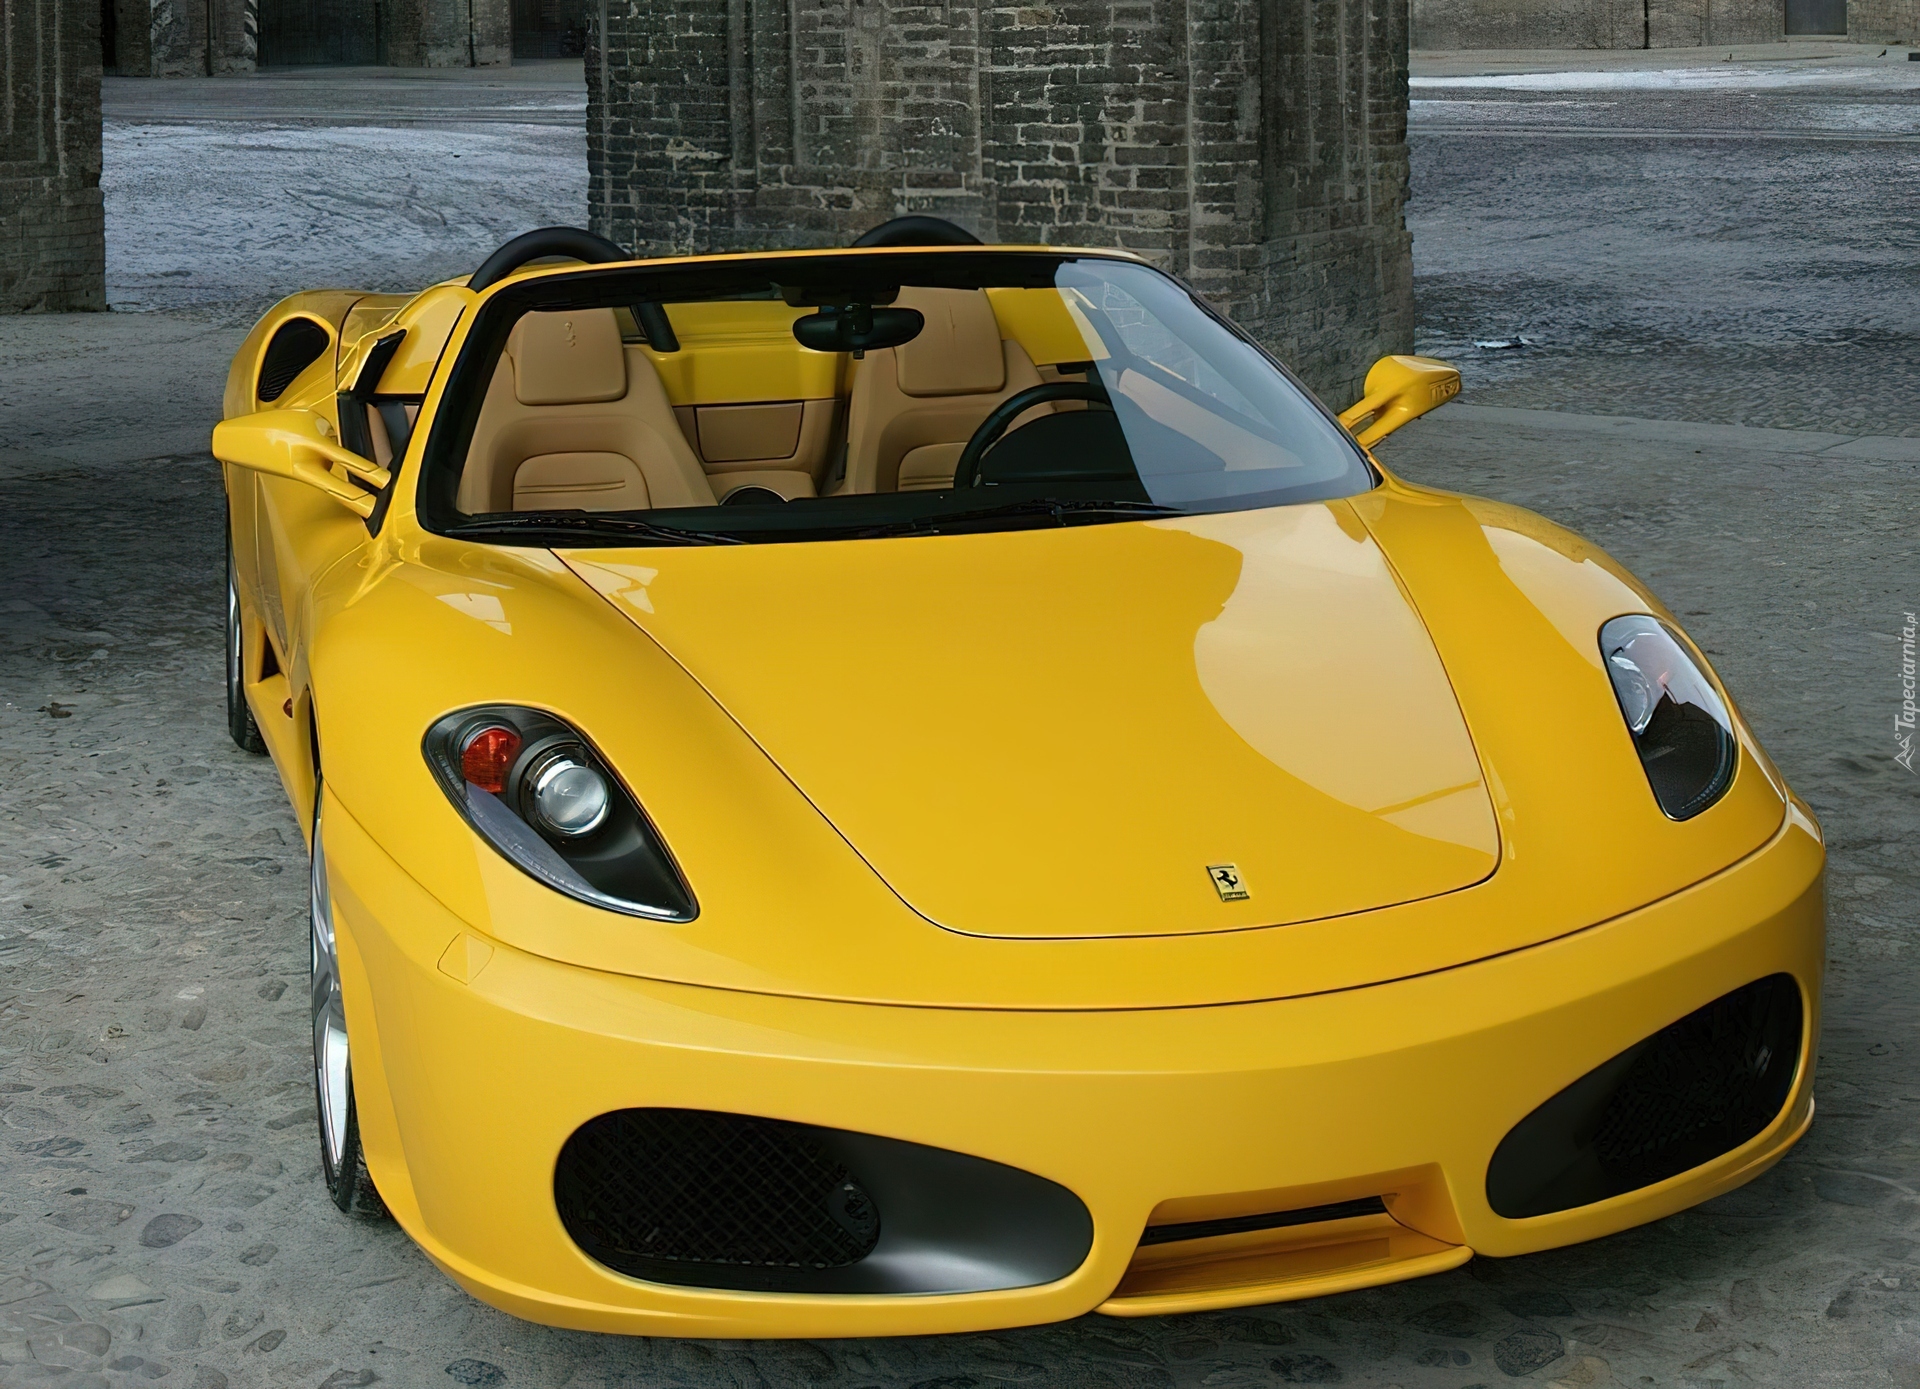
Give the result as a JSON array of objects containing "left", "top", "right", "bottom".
[
  {"left": 1785, "top": 0, "right": 1847, "bottom": 33},
  {"left": 258, "top": 0, "right": 384, "bottom": 64},
  {"left": 512, "top": 0, "right": 587, "bottom": 58},
  {"left": 100, "top": 0, "right": 118, "bottom": 70}
]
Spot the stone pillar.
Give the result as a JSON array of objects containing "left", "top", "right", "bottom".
[
  {"left": 115, "top": 0, "right": 256, "bottom": 75},
  {"left": 586, "top": 0, "right": 1415, "bottom": 404},
  {"left": 143, "top": 0, "right": 256, "bottom": 73},
  {"left": 384, "top": 0, "right": 513, "bottom": 68},
  {"left": 1, "top": 0, "right": 106, "bottom": 312}
]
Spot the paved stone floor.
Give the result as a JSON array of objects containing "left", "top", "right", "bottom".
[
  {"left": 100, "top": 61, "right": 586, "bottom": 322},
  {"left": 1407, "top": 44, "right": 1920, "bottom": 436},
  {"left": 1, "top": 52, "right": 1917, "bottom": 1389}
]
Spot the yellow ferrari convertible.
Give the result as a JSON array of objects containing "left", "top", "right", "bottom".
[{"left": 213, "top": 220, "right": 1823, "bottom": 1338}]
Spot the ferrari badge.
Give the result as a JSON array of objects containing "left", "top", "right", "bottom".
[{"left": 1208, "top": 864, "right": 1250, "bottom": 902}]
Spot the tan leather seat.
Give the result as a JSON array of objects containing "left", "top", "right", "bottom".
[
  {"left": 841, "top": 288, "right": 1049, "bottom": 494},
  {"left": 457, "top": 308, "right": 717, "bottom": 514}
]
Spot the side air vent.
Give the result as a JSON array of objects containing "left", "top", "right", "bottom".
[
  {"left": 554, "top": 1107, "right": 1093, "bottom": 1295},
  {"left": 256, "top": 318, "right": 332, "bottom": 403},
  {"left": 1487, "top": 974, "right": 1803, "bottom": 1219}
]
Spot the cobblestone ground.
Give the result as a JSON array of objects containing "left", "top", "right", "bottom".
[
  {"left": 1408, "top": 53, "right": 1920, "bottom": 436},
  {"left": 1, "top": 56, "right": 1917, "bottom": 1389}
]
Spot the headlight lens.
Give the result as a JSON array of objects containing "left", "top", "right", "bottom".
[
  {"left": 1599, "top": 614, "right": 1737, "bottom": 820},
  {"left": 527, "top": 754, "right": 612, "bottom": 838},
  {"left": 424, "top": 706, "right": 695, "bottom": 921}
]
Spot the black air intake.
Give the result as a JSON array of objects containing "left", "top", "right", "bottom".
[
  {"left": 1487, "top": 974, "right": 1803, "bottom": 1219},
  {"left": 255, "top": 317, "right": 331, "bottom": 403},
  {"left": 556, "top": 1108, "right": 878, "bottom": 1273},
  {"left": 555, "top": 1108, "right": 1093, "bottom": 1294}
]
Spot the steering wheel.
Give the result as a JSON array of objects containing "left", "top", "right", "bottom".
[{"left": 951, "top": 382, "right": 1112, "bottom": 489}]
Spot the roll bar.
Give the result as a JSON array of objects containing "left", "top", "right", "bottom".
[{"left": 469, "top": 226, "right": 630, "bottom": 292}]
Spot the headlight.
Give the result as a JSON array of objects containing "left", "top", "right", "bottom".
[
  {"left": 527, "top": 753, "right": 612, "bottom": 839},
  {"left": 1599, "top": 614, "right": 1737, "bottom": 821},
  {"left": 424, "top": 706, "right": 696, "bottom": 921}
]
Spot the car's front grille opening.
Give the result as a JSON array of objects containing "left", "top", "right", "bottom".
[
  {"left": 554, "top": 1108, "right": 880, "bottom": 1275},
  {"left": 1102, "top": 1178, "right": 1466, "bottom": 1316},
  {"left": 1487, "top": 973, "right": 1804, "bottom": 1219},
  {"left": 553, "top": 1107, "right": 1095, "bottom": 1295},
  {"left": 1139, "top": 1195, "right": 1388, "bottom": 1246}
]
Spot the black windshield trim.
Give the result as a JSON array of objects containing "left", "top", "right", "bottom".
[{"left": 443, "top": 512, "right": 749, "bottom": 546}]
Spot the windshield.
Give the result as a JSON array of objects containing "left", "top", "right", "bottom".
[{"left": 420, "top": 251, "right": 1373, "bottom": 544}]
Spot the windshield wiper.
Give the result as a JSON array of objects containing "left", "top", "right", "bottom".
[
  {"left": 443, "top": 512, "right": 746, "bottom": 546},
  {"left": 857, "top": 497, "right": 1184, "bottom": 538}
]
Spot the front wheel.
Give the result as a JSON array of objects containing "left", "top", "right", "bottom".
[
  {"left": 311, "top": 790, "right": 386, "bottom": 1218},
  {"left": 225, "top": 524, "right": 266, "bottom": 755}
]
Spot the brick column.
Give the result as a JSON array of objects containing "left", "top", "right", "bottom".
[
  {"left": 588, "top": 0, "right": 1415, "bottom": 402},
  {"left": 1, "top": 0, "right": 106, "bottom": 312}
]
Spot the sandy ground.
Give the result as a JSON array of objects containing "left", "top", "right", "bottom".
[{"left": 1, "top": 54, "right": 1917, "bottom": 1389}]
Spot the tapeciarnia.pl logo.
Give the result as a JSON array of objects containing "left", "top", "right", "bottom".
[{"left": 1899, "top": 610, "right": 1917, "bottom": 773}]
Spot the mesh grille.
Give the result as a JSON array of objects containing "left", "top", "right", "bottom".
[
  {"left": 1487, "top": 973, "right": 1802, "bottom": 1218},
  {"left": 554, "top": 1109, "right": 881, "bottom": 1275},
  {"left": 1590, "top": 975, "right": 1799, "bottom": 1188}
]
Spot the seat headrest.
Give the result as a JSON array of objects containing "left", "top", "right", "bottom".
[
  {"left": 894, "top": 288, "right": 1006, "bottom": 397},
  {"left": 509, "top": 309, "right": 627, "bottom": 406}
]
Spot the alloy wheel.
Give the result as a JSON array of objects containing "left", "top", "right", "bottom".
[
  {"left": 224, "top": 527, "right": 265, "bottom": 754},
  {"left": 227, "top": 554, "right": 243, "bottom": 714},
  {"left": 310, "top": 796, "right": 351, "bottom": 1181}
]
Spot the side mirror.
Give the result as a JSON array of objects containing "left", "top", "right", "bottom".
[
  {"left": 211, "top": 408, "right": 390, "bottom": 518},
  {"left": 1338, "top": 355, "right": 1461, "bottom": 448}
]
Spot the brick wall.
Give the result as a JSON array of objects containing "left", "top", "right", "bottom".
[
  {"left": 586, "top": 0, "right": 1415, "bottom": 405},
  {"left": 1649, "top": 0, "right": 1784, "bottom": 44},
  {"left": 1413, "top": 0, "right": 1783, "bottom": 48},
  {"left": 1, "top": 0, "right": 106, "bottom": 313},
  {"left": 1413, "top": 0, "right": 1643, "bottom": 47},
  {"left": 1849, "top": 0, "right": 1919, "bottom": 39}
]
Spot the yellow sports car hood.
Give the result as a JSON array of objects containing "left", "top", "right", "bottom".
[{"left": 564, "top": 503, "right": 1500, "bottom": 940}]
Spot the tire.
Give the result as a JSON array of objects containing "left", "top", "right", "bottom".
[
  {"left": 225, "top": 521, "right": 267, "bottom": 756},
  {"left": 310, "top": 790, "right": 387, "bottom": 1218}
]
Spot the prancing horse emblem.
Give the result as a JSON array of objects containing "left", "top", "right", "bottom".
[{"left": 1208, "top": 863, "right": 1249, "bottom": 902}]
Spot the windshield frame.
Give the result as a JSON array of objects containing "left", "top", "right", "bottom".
[{"left": 415, "top": 248, "right": 1377, "bottom": 545}]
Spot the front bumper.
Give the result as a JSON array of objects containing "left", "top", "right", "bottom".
[{"left": 325, "top": 790, "right": 1823, "bottom": 1338}]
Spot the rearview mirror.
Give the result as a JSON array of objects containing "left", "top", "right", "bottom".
[
  {"left": 211, "top": 408, "right": 391, "bottom": 518},
  {"left": 792, "top": 306, "right": 924, "bottom": 357},
  {"left": 1338, "top": 355, "right": 1461, "bottom": 448}
]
